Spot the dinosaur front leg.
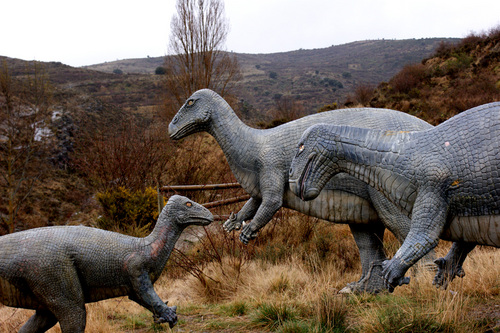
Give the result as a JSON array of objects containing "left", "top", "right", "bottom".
[
  {"left": 341, "top": 223, "right": 387, "bottom": 293},
  {"left": 382, "top": 191, "right": 447, "bottom": 291},
  {"left": 130, "top": 271, "right": 178, "bottom": 328},
  {"left": 433, "top": 242, "right": 475, "bottom": 289},
  {"left": 19, "top": 309, "right": 58, "bottom": 333},
  {"left": 239, "top": 196, "right": 283, "bottom": 244},
  {"left": 223, "top": 197, "right": 261, "bottom": 232},
  {"left": 239, "top": 172, "right": 285, "bottom": 244}
]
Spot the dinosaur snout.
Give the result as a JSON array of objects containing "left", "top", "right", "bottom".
[{"left": 168, "top": 122, "right": 178, "bottom": 138}]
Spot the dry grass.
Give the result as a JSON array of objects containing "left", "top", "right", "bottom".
[{"left": 1, "top": 211, "right": 498, "bottom": 332}]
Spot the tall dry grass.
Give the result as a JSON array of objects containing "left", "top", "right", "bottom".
[{"left": 0, "top": 219, "right": 497, "bottom": 332}]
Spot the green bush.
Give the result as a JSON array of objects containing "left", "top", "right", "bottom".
[
  {"left": 252, "top": 303, "right": 297, "bottom": 330},
  {"left": 96, "top": 186, "right": 162, "bottom": 236},
  {"left": 154, "top": 66, "right": 166, "bottom": 75}
]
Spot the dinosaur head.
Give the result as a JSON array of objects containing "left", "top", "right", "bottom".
[
  {"left": 168, "top": 89, "right": 218, "bottom": 140},
  {"left": 289, "top": 124, "right": 342, "bottom": 201},
  {"left": 165, "top": 195, "right": 214, "bottom": 227}
]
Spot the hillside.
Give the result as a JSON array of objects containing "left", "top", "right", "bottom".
[
  {"left": 370, "top": 29, "right": 500, "bottom": 124},
  {"left": 83, "top": 38, "right": 457, "bottom": 116},
  {"left": 0, "top": 37, "right": 461, "bottom": 231}
]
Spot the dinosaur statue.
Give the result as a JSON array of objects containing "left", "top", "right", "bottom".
[
  {"left": 289, "top": 102, "right": 500, "bottom": 291},
  {"left": 0, "top": 195, "right": 213, "bottom": 333},
  {"left": 168, "top": 88, "right": 433, "bottom": 293}
]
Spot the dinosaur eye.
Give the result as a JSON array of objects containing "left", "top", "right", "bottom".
[
  {"left": 187, "top": 100, "right": 194, "bottom": 106},
  {"left": 299, "top": 144, "right": 305, "bottom": 152},
  {"left": 186, "top": 202, "right": 192, "bottom": 207}
]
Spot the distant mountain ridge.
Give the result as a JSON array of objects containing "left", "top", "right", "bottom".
[
  {"left": 2, "top": 38, "right": 459, "bottom": 119},
  {"left": 83, "top": 38, "right": 458, "bottom": 114}
]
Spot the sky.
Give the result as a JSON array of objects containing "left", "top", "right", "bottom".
[{"left": 2, "top": 0, "right": 500, "bottom": 67}]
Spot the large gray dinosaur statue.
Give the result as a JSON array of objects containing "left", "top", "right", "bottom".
[
  {"left": 0, "top": 195, "right": 213, "bottom": 333},
  {"left": 289, "top": 102, "right": 500, "bottom": 291},
  {"left": 168, "top": 89, "right": 433, "bottom": 293}
]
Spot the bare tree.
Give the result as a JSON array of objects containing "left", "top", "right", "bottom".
[
  {"left": 164, "top": 0, "right": 241, "bottom": 115},
  {"left": 0, "top": 61, "right": 52, "bottom": 233}
]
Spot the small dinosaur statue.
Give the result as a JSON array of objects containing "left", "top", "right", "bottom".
[
  {"left": 289, "top": 102, "right": 500, "bottom": 291},
  {"left": 0, "top": 195, "right": 213, "bottom": 333},
  {"left": 168, "top": 89, "right": 434, "bottom": 293}
]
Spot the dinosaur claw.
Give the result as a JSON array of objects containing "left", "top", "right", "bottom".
[
  {"left": 154, "top": 304, "right": 178, "bottom": 327},
  {"left": 223, "top": 212, "right": 242, "bottom": 232}
]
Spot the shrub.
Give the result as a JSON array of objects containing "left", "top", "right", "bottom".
[
  {"left": 96, "top": 186, "right": 162, "bottom": 236},
  {"left": 154, "top": 66, "right": 166, "bottom": 75},
  {"left": 390, "top": 63, "right": 428, "bottom": 94},
  {"left": 444, "top": 52, "right": 473, "bottom": 76},
  {"left": 318, "top": 102, "right": 338, "bottom": 112},
  {"left": 353, "top": 84, "right": 374, "bottom": 105}
]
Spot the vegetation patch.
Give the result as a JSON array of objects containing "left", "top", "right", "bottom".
[{"left": 251, "top": 302, "right": 298, "bottom": 330}]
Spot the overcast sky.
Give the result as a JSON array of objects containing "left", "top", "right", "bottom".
[{"left": 2, "top": 0, "right": 500, "bottom": 67}]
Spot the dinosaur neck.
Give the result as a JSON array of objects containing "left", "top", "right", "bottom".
[
  {"left": 331, "top": 126, "right": 416, "bottom": 213},
  {"left": 143, "top": 214, "right": 183, "bottom": 277},
  {"left": 207, "top": 102, "right": 262, "bottom": 187}
]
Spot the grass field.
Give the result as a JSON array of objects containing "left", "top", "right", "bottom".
[{"left": 1, "top": 213, "right": 498, "bottom": 333}]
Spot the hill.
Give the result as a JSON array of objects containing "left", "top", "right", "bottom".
[
  {"left": 83, "top": 38, "right": 457, "bottom": 116},
  {"left": 369, "top": 29, "right": 500, "bottom": 124}
]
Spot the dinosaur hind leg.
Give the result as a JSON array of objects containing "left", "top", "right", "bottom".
[
  {"left": 54, "top": 305, "right": 86, "bottom": 333},
  {"left": 18, "top": 309, "right": 57, "bottom": 333},
  {"left": 28, "top": 264, "right": 87, "bottom": 333},
  {"left": 341, "top": 222, "right": 387, "bottom": 294}
]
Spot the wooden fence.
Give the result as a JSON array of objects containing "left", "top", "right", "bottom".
[{"left": 160, "top": 183, "right": 250, "bottom": 221}]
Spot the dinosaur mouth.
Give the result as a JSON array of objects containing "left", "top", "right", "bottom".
[
  {"left": 168, "top": 122, "right": 198, "bottom": 140},
  {"left": 298, "top": 154, "right": 320, "bottom": 201},
  {"left": 190, "top": 216, "right": 214, "bottom": 226}
]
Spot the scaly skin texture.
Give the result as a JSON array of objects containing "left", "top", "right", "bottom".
[
  {"left": 289, "top": 102, "right": 500, "bottom": 292},
  {"left": 0, "top": 195, "right": 213, "bottom": 333},
  {"left": 168, "top": 89, "right": 433, "bottom": 293}
]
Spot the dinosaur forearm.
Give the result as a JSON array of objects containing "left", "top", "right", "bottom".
[
  {"left": 130, "top": 272, "right": 177, "bottom": 325},
  {"left": 223, "top": 197, "right": 261, "bottom": 232},
  {"left": 240, "top": 196, "right": 283, "bottom": 244}
]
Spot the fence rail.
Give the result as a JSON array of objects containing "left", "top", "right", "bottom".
[
  {"left": 161, "top": 183, "right": 242, "bottom": 192},
  {"left": 161, "top": 183, "right": 247, "bottom": 221}
]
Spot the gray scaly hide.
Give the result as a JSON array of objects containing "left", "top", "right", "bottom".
[
  {"left": 0, "top": 195, "right": 213, "bottom": 333},
  {"left": 289, "top": 102, "right": 500, "bottom": 291},
  {"left": 168, "top": 89, "right": 433, "bottom": 293}
]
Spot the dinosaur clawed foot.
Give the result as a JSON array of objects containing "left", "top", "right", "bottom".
[
  {"left": 340, "top": 261, "right": 394, "bottom": 294},
  {"left": 432, "top": 257, "right": 465, "bottom": 290},
  {"left": 381, "top": 258, "right": 411, "bottom": 293},
  {"left": 239, "top": 222, "right": 258, "bottom": 244},
  {"left": 154, "top": 303, "right": 178, "bottom": 328}
]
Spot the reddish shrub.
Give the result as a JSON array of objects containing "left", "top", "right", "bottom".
[{"left": 390, "top": 63, "right": 428, "bottom": 94}]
